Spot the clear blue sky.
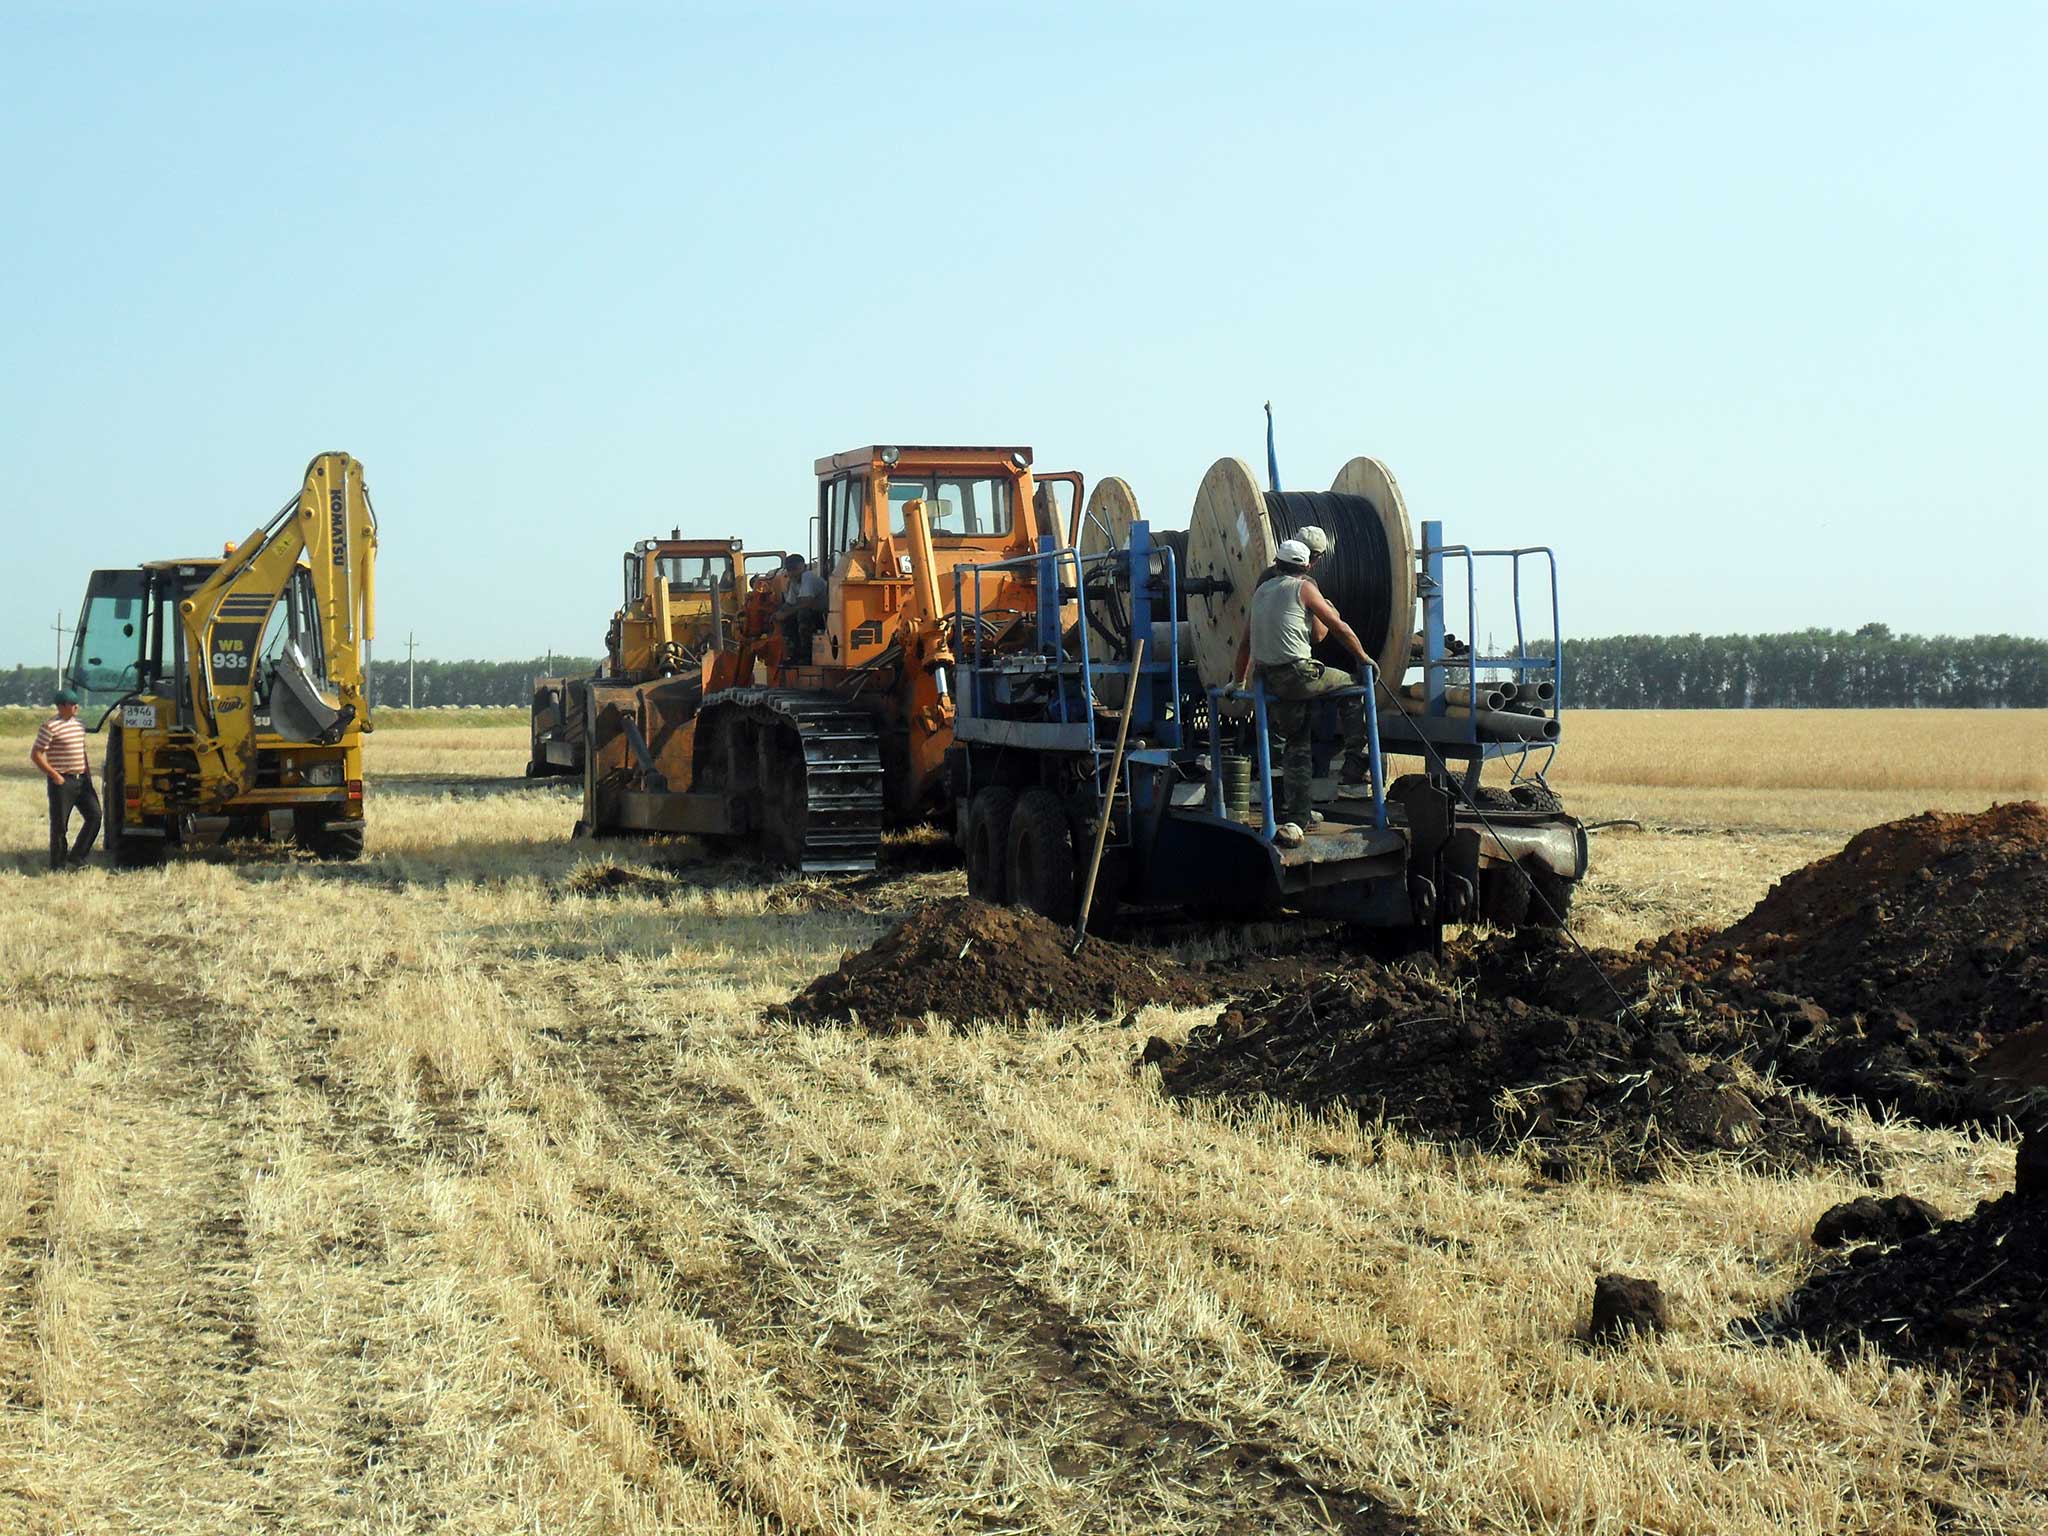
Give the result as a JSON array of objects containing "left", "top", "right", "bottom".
[{"left": 4, "top": 1, "right": 2042, "bottom": 667}]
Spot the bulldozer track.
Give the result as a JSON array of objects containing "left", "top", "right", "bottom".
[{"left": 699, "top": 688, "right": 885, "bottom": 874}]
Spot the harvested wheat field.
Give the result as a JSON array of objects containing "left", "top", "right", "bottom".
[{"left": 2, "top": 711, "right": 2044, "bottom": 1534}]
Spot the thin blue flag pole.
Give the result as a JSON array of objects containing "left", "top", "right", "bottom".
[{"left": 1264, "top": 400, "right": 1281, "bottom": 492}]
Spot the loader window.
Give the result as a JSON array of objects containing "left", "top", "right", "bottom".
[
  {"left": 257, "top": 566, "right": 327, "bottom": 702},
  {"left": 889, "top": 476, "right": 1012, "bottom": 539},
  {"left": 654, "top": 555, "right": 727, "bottom": 594},
  {"left": 825, "top": 475, "right": 867, "bottom": 563},
  {"left": 67, "top": 568, "right": 148, "bottom": 707}
]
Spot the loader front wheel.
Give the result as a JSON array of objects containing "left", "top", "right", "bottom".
[
  {"left": 1007, "top": 789, "right": 1076, "bottom": 923},
  {"left": 965, "top": 787, "right": 1018, "bottom": 902}
]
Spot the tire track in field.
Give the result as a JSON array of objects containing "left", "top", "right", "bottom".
[
  {"left": 1, "top": 972, "right": 283, "bottom": 1527},
  {"left": 690, "top": 1040, "right": 1455, "bottom": 1525},
  {"left": 530, "top": 1006, "right": 1412, "bottom": 1535},
  {"left": 281, "top": 972, "right": 794, "bottom": 1533}
]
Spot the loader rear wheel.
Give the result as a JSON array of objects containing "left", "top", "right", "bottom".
[
  {"left": 295, "top": 809, "right": 365, "bottom": 862},
  {"left": 1007, "top": 789, "right": 1077, "bottom": 923},
  {"left": 965, "top": 787, "right": 1018, "bottom": 902}
]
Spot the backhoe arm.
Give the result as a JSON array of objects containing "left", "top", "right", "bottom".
[{"left": 180, "top": 452, "right": 378, "bottom": 807}]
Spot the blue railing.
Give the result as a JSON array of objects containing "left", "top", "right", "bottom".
[{"left": 1399, "top": 517, "right": 1563, "bottom": 783}]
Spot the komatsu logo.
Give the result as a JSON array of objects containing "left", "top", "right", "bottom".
[{"left": 329, "top": 488, "right": 347, "bottom": 567}]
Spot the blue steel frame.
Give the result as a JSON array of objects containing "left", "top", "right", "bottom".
[
  {"left": 1394, "top": 517, "right": 1564, "bottom": 782},
  {"left": 954, "top": 519, "right": 1393, "bottom": 848},
  {"left": 1203, "top": 673, "right": 1386, "bottom": 839},
  {"left": 952, "top": 520, "right": 1181, "bottom": 805}
]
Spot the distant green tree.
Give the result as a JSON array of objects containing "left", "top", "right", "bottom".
[{"left": 1560, "top": 631, "right": 2048, "bottom": 708}]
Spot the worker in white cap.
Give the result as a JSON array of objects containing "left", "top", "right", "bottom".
[
  {"left": 1254, "top": 524, "right": 1331, "bottom": 587},
  {"left": 1231, "top": 538, "right": 1371, "bottom": 847}
]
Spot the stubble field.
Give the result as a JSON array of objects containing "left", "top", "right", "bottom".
[{"left": 0, "top": 709, "right": 2042, "bottom": 1534}]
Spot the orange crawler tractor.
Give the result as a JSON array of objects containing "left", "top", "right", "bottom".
[
  {"left": 580, "top": 445, "right": 1080, "bottom": 870},
  {"left": 531, "top": 534, "right": 786, "bottom": 777}
]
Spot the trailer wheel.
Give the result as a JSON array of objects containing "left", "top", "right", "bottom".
[
  {"left": 1479, "top": 864, "right": 1532, "bottom": 928},
  {"left": 965, "top": 787, "right": 1018, "bottom": 902},
  {"left": 1007, "top": 789, "right": 1077, "bottom": 922},
  {"left": 1519, "top": 857, "right": 1576, "bottom": 929}
]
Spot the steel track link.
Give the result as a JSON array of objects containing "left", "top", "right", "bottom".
[{"left": 702, "top": 687, "right": 885, "bottom": 873}]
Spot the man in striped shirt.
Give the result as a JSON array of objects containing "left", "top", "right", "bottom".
[{"left": 30, "top": 688, "right": 101, "bottom": 870}]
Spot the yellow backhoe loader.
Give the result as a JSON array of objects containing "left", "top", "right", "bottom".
[{"left": 65, "top": 452, "right": 379, "bottom": 864}]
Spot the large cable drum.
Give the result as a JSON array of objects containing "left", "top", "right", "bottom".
[
  {"left": 1079, "top": 450, "right": 1417, "bottom": 693},
  {"left": 1327, "top": 456, "right": 1415, "bottom": 685},
  {"left": 1181, "top": 455, "right": 1416, "bottom": 690},
  {"left": 1079, "top": 476, "right": 1141, "bottom": 655},
  {"left": 1183, "top": 458, "right": 1276, "bottom": 689}
]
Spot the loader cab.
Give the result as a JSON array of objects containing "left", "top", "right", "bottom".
[
  {"left": 68, "top": 567, "right": 155, "bottom": 723},
  {"left": 812, "top": 445, "right": 1067, "bottom": 671},
  {"left": 70, "top": 559, "right": 329, "bottom": 732},
  {"left": 611, "top": 537, "right": 787, "bottom": 676}
]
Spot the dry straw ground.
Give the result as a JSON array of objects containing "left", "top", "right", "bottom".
[{"left": 0, "top": 710, "right": 2042, "bottom": 1534}]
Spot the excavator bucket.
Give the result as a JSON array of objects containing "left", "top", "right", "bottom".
[{"left": 267, "top": 642, "right": 351, "bottom": 744}]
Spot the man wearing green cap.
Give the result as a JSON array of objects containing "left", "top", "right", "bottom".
[{"left": 31, "top": 688, "right": 100, "bottom": 870}]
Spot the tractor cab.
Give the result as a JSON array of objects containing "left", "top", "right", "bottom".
[
  {"left": 809, "top": 445, "right": 1082, "bottom": 673},
  {"left": 607, "top": 536, "right": 787, "bottom": 678}
]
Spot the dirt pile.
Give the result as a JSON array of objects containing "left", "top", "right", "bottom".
[
  {"left": 565, "top": 864, "right": 675, "bottom": 900},
  {"left": 1810, "top": 1194, "right": 1942, "bottom": 1249},
  {"left": 774, "top": 897, "right": 1210, "bottom": 1030},
  {"left": 1764, "top": 1190, "right": 2048, "bottom": 1407},
  {"left": 1151, "top": 968, "right": 1864, "bottom": 1180},
  {"left": 1488, "top": 804, "right": 2048, "bottom": 1128}
]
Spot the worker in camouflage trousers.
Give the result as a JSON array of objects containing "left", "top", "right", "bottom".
[{"left": 1232, "top": 539, "right": 1371, "bottom": 846}]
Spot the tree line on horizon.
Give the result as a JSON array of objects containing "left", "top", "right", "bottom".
[
  {"left": 6, "top": 627, "right": 2046, "bottom": 709},
  {"left": 1551, "top": 626, "right": 2048, "bottom": 708}
]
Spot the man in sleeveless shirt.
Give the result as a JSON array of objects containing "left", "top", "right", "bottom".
[
  {"left": 1232, "top": 540, "right": 1371, "bottom": 844},
  {"left": 31, "top": 687, "right": 100, "bottom": 871}
]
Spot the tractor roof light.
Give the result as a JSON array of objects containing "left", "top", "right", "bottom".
[
  {"left": 1009, "top": 451, "right": 1028, "bottom": 469},
  {"left": 879, "top": 446, "right": 901, "bottom": 466}
]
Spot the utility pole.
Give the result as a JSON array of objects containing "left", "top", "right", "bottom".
[
  {"left": 406, "top": 632, "right": 419, "bottom": 708},
  {"left": 52, "top": 610, "right": 71, "bottom": 684}
]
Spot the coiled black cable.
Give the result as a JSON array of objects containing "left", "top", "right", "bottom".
[{"left": 1262, "top": 490, "right": 1395, "bottom": 664}]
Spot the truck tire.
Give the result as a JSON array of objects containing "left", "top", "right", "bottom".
[
  {"left": 296, "top": 808, "right": 365, "bottom": 862},
  {"left": 102, "top": 727, "right": 164, "bottom": 868},
  {"left": 965, "top": 787, "right": 1018, "bottom": 902},
  {"left": 1479, "top": 864, "right": 1533, "bottom": 928},
  {"left": 1007, "top": 789, "right": 1076, "bottom": 923},
  {"left": 1520, "top": 857, "right": 1576, "bottom": 928},
  {"left": 103, "top": 725, "right": 125, "bottom": 863}
]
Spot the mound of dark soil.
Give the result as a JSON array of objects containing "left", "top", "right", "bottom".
[
  {"left": 1763, "top": 1191, "right": 2048, "bottom": 1407},
  {"left": 1481, "top": 804, "right": 2048, "bottom": 1128},
  {"left": 774, "top": 897, "right": 1210, "bottom": 1031},
  {"left": 566, "top": 864, "right": 675, "bottom": 900},
  {"left": 1152, "top": 968, "right": 1864, "bottom": 1180}
]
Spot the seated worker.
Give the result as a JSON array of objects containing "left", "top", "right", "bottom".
[
  {"left": 775, "top": 553, "right": 827, "bottom": 668},
  {"left": 1232, "top": 539, "right": 1372, "bottom": 847}
]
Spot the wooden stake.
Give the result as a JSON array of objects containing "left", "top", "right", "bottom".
[{"left": 1073, "top": 637, "right": 1146, "bottom": 951}]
